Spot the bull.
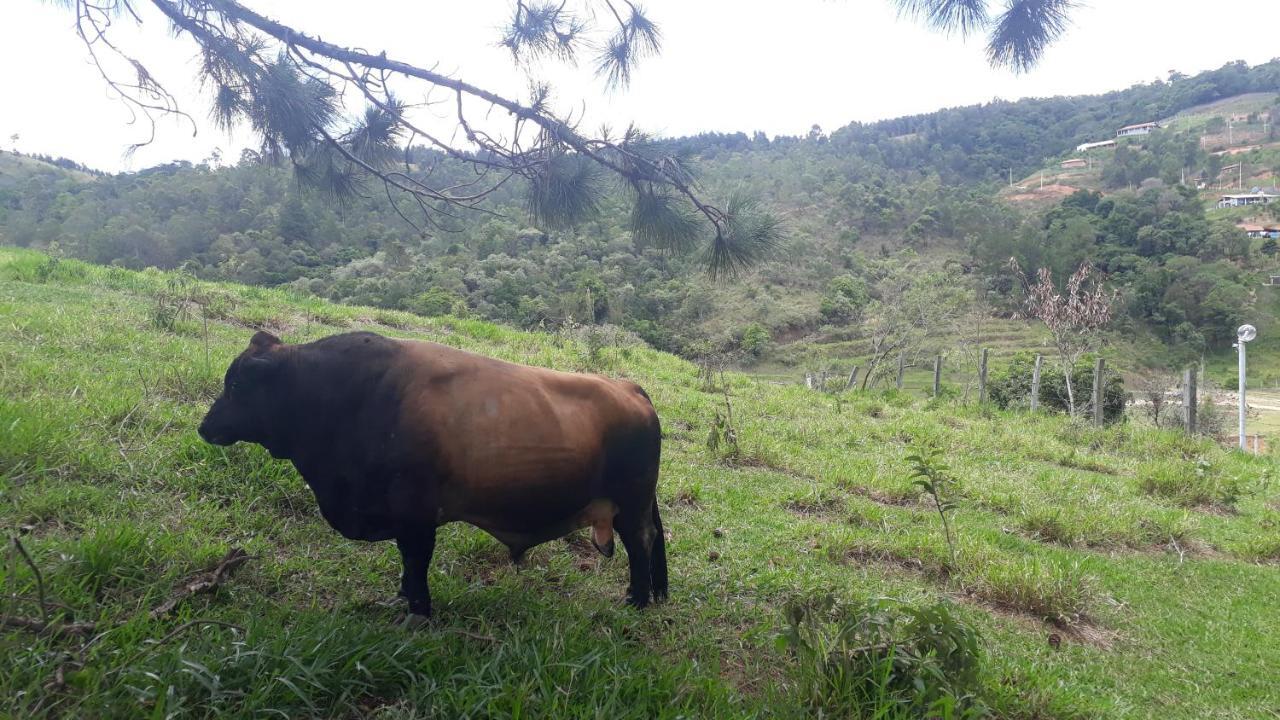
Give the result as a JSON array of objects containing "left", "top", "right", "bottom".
[{"left": 198, "top": 330, "right": 667, "bottom": 618}]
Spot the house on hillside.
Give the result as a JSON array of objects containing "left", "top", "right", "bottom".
[
  {"left": 1238, "top": 223, "right": 1280, "bottom": 238},
  {"left": 1075, "top": 139, "right": 1116, "bottom": 152},
  {"left": 1219, "top": 190, "right": 1280, "bottom": 208},
  {"left": 1117, "top": 122, "right": 1160, "bottom": 138},
  {"left": 1060, "top": 158, "right": 1088, "bottom": 169}
]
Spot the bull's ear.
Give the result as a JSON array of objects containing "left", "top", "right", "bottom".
[
  {"left": 241, "top": 350, "right": 283, "bottom": 378},
  {"left": 250, "top": 331, "right": 282, "bottom": 352}
]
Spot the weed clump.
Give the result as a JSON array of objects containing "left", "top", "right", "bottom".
[
  {"left": 150, "top": 272, "right": 202, "bottom": 333},
  {"left": 778, "top": 596, "right": 986, "bottom": 718},
  {"left": 1138, "top": 459, "right": 1242, "bottom": 509},
  {"left": 1018, "top": 507, "right": 1082, "bottom": 546},
  {"left": 785, "top": 490, "right": 845, "bottom": 518},
  {"left": 961, "top": 553, "right": 1096, "bottom": 625}
]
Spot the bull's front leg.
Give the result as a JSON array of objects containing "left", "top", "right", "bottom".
[{"left": 396, "top": 526, "right": 437, "bottom": 618}]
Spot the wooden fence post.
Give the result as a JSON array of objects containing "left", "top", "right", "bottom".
[
  {"left": 1092, "top": 358, "right": 1105, "bottom": 427},
  {"left": 896, "top": 354, "right": 905, "bottom": 390},
  {"left": 933, "top": 355, "right": 942, "bottom": 398},
  {"left": 1183, "top": 367, "right": 1197, "bottom": 434},
  {"left": 977, "top": 348, "right": 989, "bottom": 404},
  {"left": 1030, "top": 354, "right": 1043, "bottom": 412},
  {"left": 846, "top": 366, "right": 860, "bottom": 391}
]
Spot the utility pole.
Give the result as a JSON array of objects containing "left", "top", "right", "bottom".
[{"left": 1237, "top": 325, "right": 1257, "bottom": 451}]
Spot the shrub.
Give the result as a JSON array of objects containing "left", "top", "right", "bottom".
[
  {"left": 778, "top": 596, "right": 986, "bottom": 718},
  {"left": 819, "top": 274, "right": 870, "bottom": 323},
  {"left": 403, "top": 287, "right": 462, "bottom": 317},
  {"left": 150, "top": 272, "right": 202, "bottom": 333},
  {"left": 988, "top": 352, "right": 1125, "bottom": 422},
  {"left": 738, "top": 322, "right": 772, "bottom": 358}
]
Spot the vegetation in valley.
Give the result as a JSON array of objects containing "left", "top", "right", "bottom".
[{"left": 2, "top": 249, "right": 1279, "bottom": 718}]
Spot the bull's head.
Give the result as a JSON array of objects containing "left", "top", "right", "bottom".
[{"left": 198, "top": 331, "right": 290, "bottom": 455}]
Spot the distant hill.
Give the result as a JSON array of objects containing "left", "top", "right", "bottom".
[
  {"left": 3, "top": 60, "right": 1279, "bottom": 375},
  {"left": 0, "top": 150, "right": 100, "bottom": 186},
  {"left": 997, "top": 90, "right": 1279, "bottom": 208}
]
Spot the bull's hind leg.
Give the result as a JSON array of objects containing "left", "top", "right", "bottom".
[
  {"left": 396, "top": 526, "right": 437, "bottom": 618},
  {"left": 615, "top": 505, "right": 655, "bottom": 608},
  {"left": 650, "top": 503, "right": 668, "bottom": 602}
]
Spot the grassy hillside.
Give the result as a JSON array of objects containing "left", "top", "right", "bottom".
[
  {"left": 0, "top": 150, "right": 98, "bottom": 188},
  {"left": 1001, "top": 91, "right": 1280, "bottom": 209},
  {"left": 2, "top": 248, "right": 1279, "bottom": 718}
]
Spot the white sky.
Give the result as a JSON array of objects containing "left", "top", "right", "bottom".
[{"left": 3, "top": 1, "right": 1279, "bottom": 172}]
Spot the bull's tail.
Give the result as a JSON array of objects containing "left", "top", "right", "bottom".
[{"left": 650, "top": 501, "right": 668, "bottom": 601}]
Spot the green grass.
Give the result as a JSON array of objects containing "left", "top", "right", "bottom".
[{"left": 2, "top": 248, "right": 1280, "bottom": 718}]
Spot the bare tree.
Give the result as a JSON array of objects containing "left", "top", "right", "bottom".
[
  {"left": 1011, "top": 260, "right": 1117, "bottom": 417},
  {"left": 860, "top": 266, "right": 967, "bottom": 389},
  {"left": 1134, "top": 371, "right": 1179, "bottom": 428},
  {"left": 950, "top": 288, "right": 995, "bottom": 400}
]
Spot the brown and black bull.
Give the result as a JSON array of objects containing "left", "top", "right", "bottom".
[{"left": 198, "top": 330, "right": 667, "bottom": 618}]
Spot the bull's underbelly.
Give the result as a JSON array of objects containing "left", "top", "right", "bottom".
[{"left": 446, "top": 497, "right": 618, "bottom": 556}]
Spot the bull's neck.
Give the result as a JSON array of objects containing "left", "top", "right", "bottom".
[{"left": 272, "top": 347, "right": 398, "bottom": 466}]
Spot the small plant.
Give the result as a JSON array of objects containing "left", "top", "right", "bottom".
[
  {"left": 907, "top": 446, "right": 960, "bottom": 568},
  {"left": 1195, "top": 390, "right": 1228, "bottom": 437},
  {"left": 706, "top": 408, "right": 740, "bottom": 461},
  {"left": 34, "top": 256, "right": 61, "bottom": 283},
  {"left": 688, "top": 340, "right": 732, "bottom": 393},
  {"left": 150, "top": 272, "right": 200, "bottom": 333},
  {"left": 778, "top": 595, "right": 986, "bottom": 718},
  {"left": 584, "top": 325, "right": 608, "bottom": 368}
]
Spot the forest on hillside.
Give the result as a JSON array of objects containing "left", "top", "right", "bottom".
[{"left": 3, "top": 60, "right": 1280, "bottom": 369}]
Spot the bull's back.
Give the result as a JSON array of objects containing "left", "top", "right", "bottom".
[{"left": 391, "top": 341, "right": 657, "bottom": 530}]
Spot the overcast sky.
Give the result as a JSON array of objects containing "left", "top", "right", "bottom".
[{"left": 4, "top": 1, "right": 1280, "bottom": 172}]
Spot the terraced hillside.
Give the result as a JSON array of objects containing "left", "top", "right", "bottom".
[{"left": 1, "top": 248, "right": 1279, "bottom": 718}]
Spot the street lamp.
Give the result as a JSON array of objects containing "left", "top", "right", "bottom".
[{"left": 1236, "top": 324, "right": 1257, "bottom": 450}]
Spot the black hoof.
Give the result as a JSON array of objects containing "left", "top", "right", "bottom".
[
  {"left": 401, "top": 613, "right": 432, "bottom": 629},
  {"left": 592, "top": 538, "right": 615, "bottom": 558},
  {"left": 625, "top": 593, "right": 650, "bottom": 609},
  {"left": 406, "top": 598, "right": 432, "bottom": 618}
]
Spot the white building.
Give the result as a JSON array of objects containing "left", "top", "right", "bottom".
[
  {"left": 1117, "top": 122, "right": 1160, "bottom": 138},
  {"left": 1075, "top": 140, "right": 1116, "bottom": 152},
  {"left": 1218, "top": 191, "right": 1280, "bottom": 208}
]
